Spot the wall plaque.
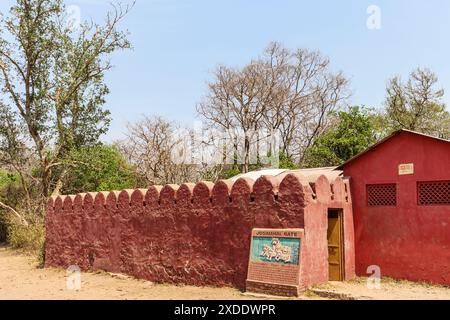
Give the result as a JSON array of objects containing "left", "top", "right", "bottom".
[
  {"left": 399, "top": 163, "right": 414, "bottom": 175},
  {"left": 246, "top": 228, "right": 304, "bottom": 297}
]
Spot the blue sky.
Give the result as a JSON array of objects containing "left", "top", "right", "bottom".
[{"left": 1, "top": 0, "right": 450, "bottom": 141}]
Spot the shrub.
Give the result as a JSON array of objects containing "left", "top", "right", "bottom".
[
  {"left": 62, "top": 144, "right": 137, "bottom": 194},
  {"left": 0, "top": 214, "right": 7, "bottom": 243},
  {"left": 221, "top": 166, "right": 242, "bottom": 179},
  {"left": 7, "top": 219, "right": 45, "bottom": 266}
]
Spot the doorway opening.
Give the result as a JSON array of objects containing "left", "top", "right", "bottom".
[{"left": 327, "top": 209, "right": 344, "bottom": 281}]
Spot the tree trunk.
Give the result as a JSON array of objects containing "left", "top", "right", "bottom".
[{"left": 243, "top": 133, "right": 250, "bottom": 173}]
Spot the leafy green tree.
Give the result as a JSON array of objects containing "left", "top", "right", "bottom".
[
  {"left": 220, "top": 166, "right": 242, "bottom": 180},
  {"left": 278, "top": 152, "right": 299, "bottom": 170},
  {"left": 303, "top": 106, "right": 377, "bottom": 168},
  {"left": 0, "top": 0, "right": 133, "bottom": 225},
  {"left": 0, "top": 170, "right": 18, "bottom": 191},
  {"left": 62, "top": 145, "right": 137, "bottom": 194}
]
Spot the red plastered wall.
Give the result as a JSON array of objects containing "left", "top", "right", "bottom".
[{"left": 45, "top": 173, "right": 354, "bottom": 289}]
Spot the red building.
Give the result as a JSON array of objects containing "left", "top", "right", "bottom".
[{"left": 339, "top": 129, "right": 450, "bottom": 285}]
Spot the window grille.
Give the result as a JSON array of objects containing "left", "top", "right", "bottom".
[
  {"left": 367, "top": 184, "right": 397, "bottom": 206},
  {"left": 418, "top": 181, "right": 450, "bottom": 206}
]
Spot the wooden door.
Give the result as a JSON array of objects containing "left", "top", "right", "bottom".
[{"left": 327, "top": 210, "right": 343, "bottom": 281}]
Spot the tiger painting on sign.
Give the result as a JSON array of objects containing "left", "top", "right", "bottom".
[{"left": 260, "top": 238, "right": 292, "bottom": 263}]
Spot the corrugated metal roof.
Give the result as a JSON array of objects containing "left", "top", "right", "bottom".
[
  {"left": 288, "top": 167, "right": 343, "bottom": 181},
  {"left": 229, "top": 169, "right": 289, "bottom": 182},
  {"left": 229, "top": 167, "right": 342, "bottom": 182}
]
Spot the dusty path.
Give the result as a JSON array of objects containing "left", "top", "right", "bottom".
[
  {"left": 312, "top": 279, "right": 450, "bottom": 300},
  {"left": 0, "top": 246, "right": 256, "bottom": 300},
  {"left": 0, "top": 246, "right": 449, "bottom": 300}
]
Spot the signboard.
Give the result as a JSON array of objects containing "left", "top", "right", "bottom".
[
  {"left": 246, "top": 228, "right": 304, "bottom": 297},
  {"left": 399, "top": 163, "right": 414, "bottom": 175}
]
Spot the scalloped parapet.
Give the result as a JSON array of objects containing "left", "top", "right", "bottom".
[{"left": 46, "top": 175, "right": 351, "bottom": 212}]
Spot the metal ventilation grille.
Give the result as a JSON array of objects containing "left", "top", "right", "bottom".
[
  {"left": 367, "top": 184, "right": 397, "bottom": 206},
  {"left": 418, "top": 181, "right": 450, "bottom": 205}
]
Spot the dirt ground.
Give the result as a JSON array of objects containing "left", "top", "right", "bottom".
[
  {"left": 0, "top": 245, "right": 449, "bottom": 300},
  {"left": 311, "top": 279, "right": 450, "bottom": 300}
]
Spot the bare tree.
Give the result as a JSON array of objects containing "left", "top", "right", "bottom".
[
  {"left": 197, "top": 42, "right": 350, "bottom": 171},
  {"left": 197, "top": 62, "right": 278, "bottom": 173},
  {"left": 118, "top": 115, "right": 201, "bottom": 185},
  {"left": 262, "top": 43, "right": 350, "bottom": 163},
  {"left": 385, "top": 67, "right": 450, "bottom": 139}
]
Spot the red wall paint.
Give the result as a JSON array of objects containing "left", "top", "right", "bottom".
[
  {"left": 45, "top": 174, "right": 354, "bottom": 290},
  {"left": 343, "top": 132, "right": 450, "bottom": 285},
  {"left": 298, "top": 175, "right": 355, "bottom": 287}
]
